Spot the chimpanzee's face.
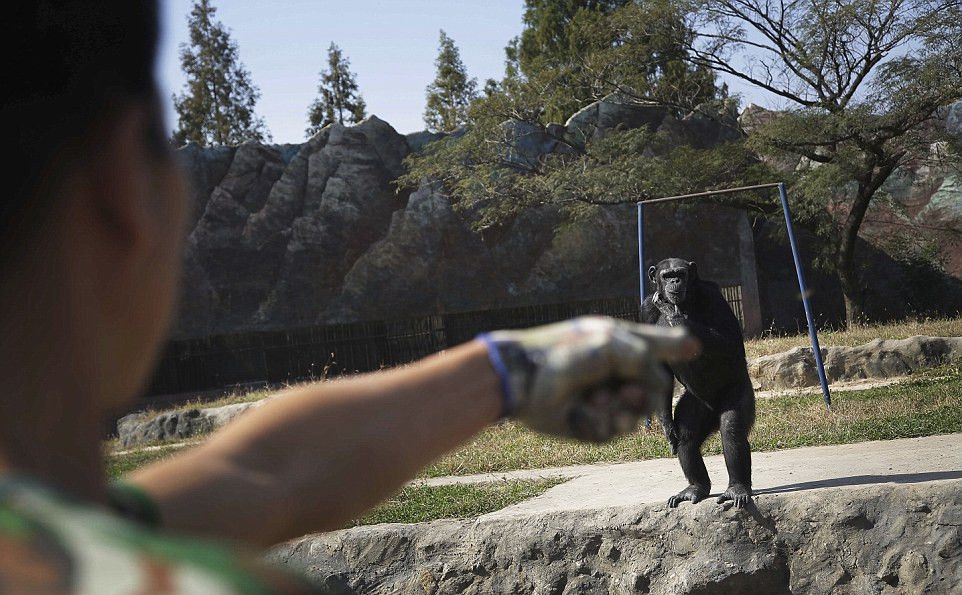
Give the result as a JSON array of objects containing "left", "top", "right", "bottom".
[
  {"left": 648, "top": 258, "right": 696, "bottom": 305},
  {"left": 660, "top": 267, "right": 689, "bottom": 305}
]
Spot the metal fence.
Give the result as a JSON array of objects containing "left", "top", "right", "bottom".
[
  {"left": 720, "top": 285, "right": 745, "bottom": 328},
  {"left": 146, "top": 289, "right": 743, "bottom": 399}
]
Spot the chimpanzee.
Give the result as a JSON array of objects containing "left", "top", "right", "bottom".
[{"left": 641, "top": 258, "right": 756, "bottom": 509}]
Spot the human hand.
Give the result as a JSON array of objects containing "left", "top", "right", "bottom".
[{"left": 478, "top": 316, "right": 699, "bottom": 442}]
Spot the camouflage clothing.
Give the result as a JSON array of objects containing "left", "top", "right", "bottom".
[{"left": 0, "top": 476, "right": 318, "bottom": 594}]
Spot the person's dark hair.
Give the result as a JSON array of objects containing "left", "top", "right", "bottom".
[{"left": 2, "top": 1, "right": 162, "bottom": 270}]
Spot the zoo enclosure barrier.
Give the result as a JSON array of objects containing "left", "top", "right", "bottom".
[{"left": 146, "top": 290, "right": 747, "bottom": 400}]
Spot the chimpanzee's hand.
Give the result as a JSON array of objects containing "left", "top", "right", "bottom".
[
  {"left": 652, "top": 293, "right": 686, "bottom": 327},
  {"left": 478, "top": 317, "right": 699, "bottom": 442}
]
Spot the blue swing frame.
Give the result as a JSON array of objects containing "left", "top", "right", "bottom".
[{"left": 637, "top": 182, "right": 832, "bottom": 409}]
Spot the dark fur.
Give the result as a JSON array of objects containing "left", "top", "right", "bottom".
[{"left": 641, "top": 258, "right": 756, "bottom": 508}]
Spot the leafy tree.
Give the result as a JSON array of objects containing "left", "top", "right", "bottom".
[
  {"left": 173, "top": 0, "right": 269, "bottom": 146},
  {"left": 680, "top": 0, "right": 962, "bottom": 323},
  {"left": 306, "top": 43, "right": 367, "bottom": 136},
  {"left": 401, "top": 0, "right": 744, "bottom": 227},
  {"left": 515, "top": 0, "right": 629, "bottom": 73},
  {"left": 423, "top": 31, "right": 478, "bottom": 132},
  {"left": 508, "top": 0, "right": 629, "bottom": 120}
]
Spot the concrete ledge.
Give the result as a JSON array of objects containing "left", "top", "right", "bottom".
[{"left": 269, "top": 436, "right": 962, "bottom": 594}]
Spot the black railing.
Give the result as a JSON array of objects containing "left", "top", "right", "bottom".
[{"left": 146, "top": 289, "right": 743, "bottom": 399}]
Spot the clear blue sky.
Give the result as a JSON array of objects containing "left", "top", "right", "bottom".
[
  {"left": 157, "top": 1, "right": 769, "bottom": 144},
  {"left": 158, "top": 0, "right": 527, "bottom": 142}
]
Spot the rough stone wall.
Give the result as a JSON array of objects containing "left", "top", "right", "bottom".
[
  {"left": 172, "top": 102, "right": 760, "bottom": 339},
  {"left": 173, "top": 100, "right": 962, "bottom": 339},
  {"left": 269, "top": 479, "right": 962, "bottom": 594}
]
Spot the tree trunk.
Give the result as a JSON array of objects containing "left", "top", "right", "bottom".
[
  {"left": 837, "top": 244, "right": 865, "bottom": 325},
  {"left": 837, "top": 162, "right": 897, "bottom": 327}
]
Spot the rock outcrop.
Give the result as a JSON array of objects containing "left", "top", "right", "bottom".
[
  {"left": 749, "top": 335, "right": 962, "bottom": 390},
  {"left": 269, "top": 479, "right": 962, "bottom": 594},
  {"left": 173, "top": 99, "right": 961, "bottom": 340},
  {"left": 172, "top": 100, "right": 757, "bottom": 339},
  {"left": 116, "top": 398, "right": 274, "bottom": 448}
]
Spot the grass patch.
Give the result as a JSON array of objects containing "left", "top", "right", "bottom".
[
  {"left": 422, "top": 371, "right": 962, "bottom": 477},
  {"left": 105, "top": 445, "right": 188, "bottom": 480},
  {"left": 130, "top": 388, "right": 276, "bottom": 419},
  {"left": 744, "top": 316, "right": 962, "bottom": 359},
  {"left": 126, "top": 317, "right": 962, "bottom": 428},
  {"left": 352, "top": 479, "right": 563, "bottom": 526},
  {"left": 110, "top": 372, "right": 962, "bottom": 482},
  {"left": 106, "top": 450, "right": 560, "bottom": 526}
]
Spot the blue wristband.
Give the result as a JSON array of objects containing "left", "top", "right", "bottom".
[{"left": 477, "top": 333, "right": 514, "bottom": 418}]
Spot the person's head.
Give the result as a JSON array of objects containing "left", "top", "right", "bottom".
[{"left": 2, "top": 1, "right": 187, "bottom": 410}]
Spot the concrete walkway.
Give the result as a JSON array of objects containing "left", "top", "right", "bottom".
[{"left": 440, "top": 434, "right": 962, "bottom": 518}]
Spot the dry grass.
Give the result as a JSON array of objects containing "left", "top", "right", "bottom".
[
  {"left": 421, "top": 367, "right": 962, "bottom": 477},
  {"left": 109, "top": 367, "right": 962, "bottom": 481},
  {"left": 744, "top": 316, "right": 962, "bottom": 359},
  {"left": 114, "top": 316, "right": 962, "bottom": 437}
]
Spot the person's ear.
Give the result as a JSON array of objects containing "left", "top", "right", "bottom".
[
  {"left": 688, "top": 261, "right": 698, "bottom": 280},
  {"left": 82, "top": 105, "right": 155, "bottom": 261},
  {"left": 647, "top": 265, "right": 658, "bottom": 284}
]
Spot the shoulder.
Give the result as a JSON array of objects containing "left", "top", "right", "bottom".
[
  {"left": 694, "top": 280, "right": 722, "bottom": 294},
  {"left": 693, "top": 281, "right": 729, "bottom": 307},
  {"left": 0, "top": 478, "right": 318, "bottom": 594}
]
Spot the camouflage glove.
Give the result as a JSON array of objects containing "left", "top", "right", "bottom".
[{"left": 478, "top": 316, "right": 698, "bottom": 442}]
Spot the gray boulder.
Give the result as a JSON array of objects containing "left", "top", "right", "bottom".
[
  {"left": 564, "top": 94, "right": 668, "bottom": 147},
  {"left": 175, "top": 142, "right": 235, "bottom": 225},
  {"left": 749, "top": 335, "right": 962, "bottom": 390},
  {"left": 500, "top": 120, "right": 568, "bottom": 168},
  {"left": 116, "top": 399, "right": 271, "bottom": 448},
  {"left": 405, "top": 130, "right": 447, "bottom": 153}
]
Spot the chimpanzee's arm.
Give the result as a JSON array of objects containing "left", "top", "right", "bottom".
[
  {"left": 657, "top": 369, "right": 678, "bottom": 453},
  {"left": 640, "top": 295, "right": 679, "bottom": 450}
]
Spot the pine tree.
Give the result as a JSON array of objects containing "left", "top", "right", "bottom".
[
  {"left": 515, "top": 0, "right": 630, "bottom": 74},
  {"left": 423, "top": 31, "right": 478, "bottom": 132},
  {"left": 172, "top": 0, "right": 270, "bottom": 146},
  {"left": 306, "top": 43, "right": 367, "bottom": 136}
]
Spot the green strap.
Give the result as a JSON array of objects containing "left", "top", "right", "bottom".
[{"left": 107, "top": 480, "right": 162, "bottom": 528}]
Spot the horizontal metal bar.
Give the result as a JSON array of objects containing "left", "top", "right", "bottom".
[{"left": 637, "top": 182, "right": 782, "bottom": 205}]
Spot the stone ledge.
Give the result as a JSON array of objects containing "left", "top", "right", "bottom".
[{"left": 269, "top": 478, "right": 962, "bottom": 594}]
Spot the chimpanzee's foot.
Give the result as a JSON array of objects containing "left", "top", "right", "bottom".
[
  {"left": 716, "top": 483, "right": 753, "bottom": 508},
  {"left": 667, "top": 485, "right": 708, "bottom": 508}
]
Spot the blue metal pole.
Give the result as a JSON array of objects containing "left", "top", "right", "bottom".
[
  {"left": 637, "top": 202, "right": 646, "bottom": 305},
  {"left": 638, "top": 201, "right": 653, "bottom": 429},
  {"left": 777, "top": 183, "right": 832, "bottom": 409}
]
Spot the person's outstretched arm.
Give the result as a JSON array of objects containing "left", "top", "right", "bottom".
[{"left": 130, "top": 318, "right": 696, "bottom": 546}]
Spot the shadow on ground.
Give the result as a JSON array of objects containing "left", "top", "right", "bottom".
[{"left": 755, "top": 469, "right": 962, "bottom": 495}]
